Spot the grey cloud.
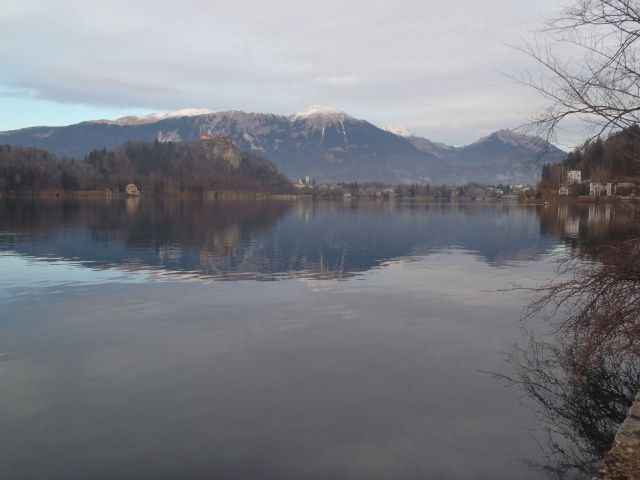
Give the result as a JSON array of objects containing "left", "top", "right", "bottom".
[{"left": 1, "top": 0, "right": 566, "bottom": 144}]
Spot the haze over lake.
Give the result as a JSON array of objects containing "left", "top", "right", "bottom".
[{"left": 0, "top": 199, "right": 617, "bottom": 479}]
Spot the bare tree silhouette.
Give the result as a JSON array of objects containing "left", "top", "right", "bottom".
[{"left": 515, "top": 0, "right": 640, "bottom": 146}]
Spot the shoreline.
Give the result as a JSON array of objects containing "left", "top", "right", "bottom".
[
  {"left": 0, "top": 190, "right": 298, "bottom": 200},
  {"left": 1, "top": 189, "right": 637, "bottom": 206},
  {"left": 599, "top": 393, "right": 640, "bottom": 479}
]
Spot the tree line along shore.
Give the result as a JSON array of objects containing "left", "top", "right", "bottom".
[{"left": 0, "top": 138, "right": 292, "bottom": 197}]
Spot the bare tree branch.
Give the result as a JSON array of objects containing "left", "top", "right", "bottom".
[{"left": 516, "top": 1, "right": 640, "bottom": 144}]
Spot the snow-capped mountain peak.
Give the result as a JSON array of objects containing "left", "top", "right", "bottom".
[
  {"left": 93, "top": 108, "right": 217, "bottom": 126},
  {"left": 382, "top": 125, "right": 414, "bottom": 138},
  {"left": 290, "top": 105, "right": 352, "bottom": 121},
  {"left": 473, "top": 129, "right": 548, "bottom": 150}
]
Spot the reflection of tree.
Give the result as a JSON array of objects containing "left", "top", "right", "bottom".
[
  {"left": 502, "top": 215, "right": 640, "bottom": 478},
  {"left": 1, "top": 200, "right": 564, "bottom": 279},
  {"left": 0, "top": 198, "right": 293, "bottom": 275},
  {"left": 507, "top": 331, "right": 639, "bottom": 477},
  {"left": 537, "top": 203, "right": 639, "bottom": 246}
]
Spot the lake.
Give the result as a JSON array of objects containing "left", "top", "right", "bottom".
[{"left": 0, "top": 198, "right": 621, "bottom": 479}]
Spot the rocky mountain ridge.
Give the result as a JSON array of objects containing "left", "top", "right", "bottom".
[{"left": 0, "top": 107, "right": 566, "bottom": 184}]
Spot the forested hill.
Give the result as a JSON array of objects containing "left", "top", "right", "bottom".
[
  {"left": 0, "top": 138, "right": 293, "bottom": 194},
  {"left": 540, "top": 125, "right": 640, "bottom": 188},
  {"left": 566, "top": 126, "right": 640, "bottom": 179}
]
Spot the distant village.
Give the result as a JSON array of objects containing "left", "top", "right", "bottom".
[
  {"left": 291, "top": 164, "right": 640, "bottom": 202},
  {"left": 292, "top": 175, "right": 537, "bottom": 201}
]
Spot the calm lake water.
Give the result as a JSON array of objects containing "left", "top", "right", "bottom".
[{"left": 0, "top": 198, "right": 619, "bottom": 479}]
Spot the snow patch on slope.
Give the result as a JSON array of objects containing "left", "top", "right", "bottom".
[
  {"left": 475, "top": 129, "right": 543, "bottom": 148},
  {"left": 382, "top": 125, "right": 414, "bottom": 138},
  {"left": 157, "top": 130, "right": 182, "bottom": 143},
  {"left": 93, "top": 108, "right": 217, "bottom": 126},
  {"left": 291, "top": 105, "right": 352, "bottom": 121}
]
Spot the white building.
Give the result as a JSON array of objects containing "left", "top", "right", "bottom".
[
  {"left": 606, "top": 182, "right": 614, "bottom": 197},
  {"left": 558, "top": 185, "right": 569, "bottom": 196},
  {"left": 294, "top": 176, "right": 314, "bottom": 189},
  {"left": 567, "top": 170, "right": 582, "bottom": 185},
  {"left": 125, "top": 184, "right": 140, "bottom": 196},
  {"left": 589, "top": 182, "right": 607, "bottom": 196}
]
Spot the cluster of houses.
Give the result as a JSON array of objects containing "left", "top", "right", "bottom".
[
  {"left": 291, "top": 178, "right": 537, "bottom": 200},
  {"left": 293, "top": 178, "right": 398, "bottom": 197},
  {"left": 558, "top": 170, "right": 637, "bottom": 197}
]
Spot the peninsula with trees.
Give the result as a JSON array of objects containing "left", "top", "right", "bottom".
[{"left": 0, "top": 135, "right": 292, "bottom": 196}]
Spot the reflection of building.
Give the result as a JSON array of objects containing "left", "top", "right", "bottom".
[
  {"left": 565, "top": 216, "right": 580, "bottom": 238},
  {"left": 557, "top": 204, "right": 569, "bottom": 221},
  {"left": 588, "top": 204, "right": 611, "bottom": 227},
  {"left": 567, "top": 170, "right": 582, "bottom": 185},
  {"left": 547, "top": 204, "right": 616, "bottom": 240},
  {"left": 125, "top": 196, "right": 140, "bottom": 213}
]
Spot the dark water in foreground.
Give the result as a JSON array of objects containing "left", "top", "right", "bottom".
[{"left": 0, "top": 199, "right": 621, "bottom": 479}]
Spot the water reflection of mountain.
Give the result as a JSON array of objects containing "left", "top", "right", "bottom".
[{"left": 0, "top": 199, "right": 593, "bottom": 280}]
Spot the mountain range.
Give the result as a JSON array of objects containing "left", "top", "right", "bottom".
[{"left": 0, "top": 106, "right": 566, "bottom": 184}]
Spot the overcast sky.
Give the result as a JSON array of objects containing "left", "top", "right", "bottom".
[{"left": 1, "top": 0, "right": 574, "bottom": 146}]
